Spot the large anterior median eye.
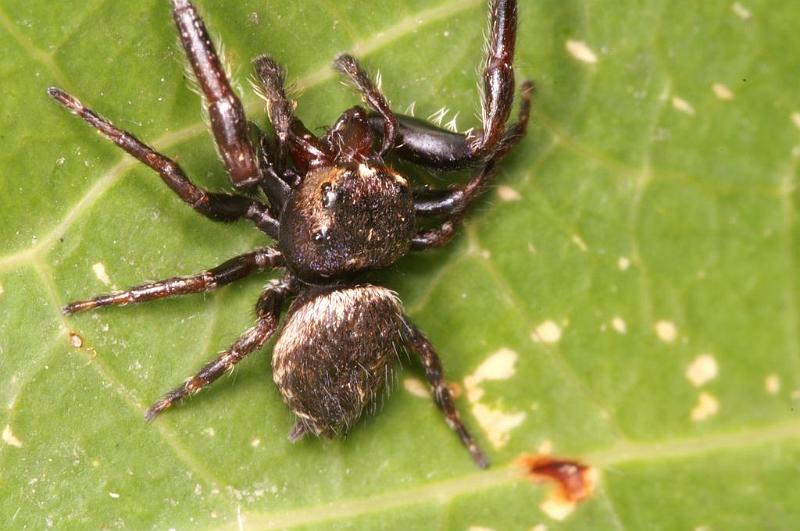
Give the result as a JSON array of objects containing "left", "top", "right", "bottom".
[{"left": 321, "top": 182, "right": 337, "bottom": 208}]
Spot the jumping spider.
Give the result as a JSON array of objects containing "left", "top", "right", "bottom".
[{"left": 50, "top": 0, "right": 531, "bottom": 468}]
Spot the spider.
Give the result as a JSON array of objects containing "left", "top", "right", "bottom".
[{"left": 50, "top": 0, "right": 531, "bottom": 468}]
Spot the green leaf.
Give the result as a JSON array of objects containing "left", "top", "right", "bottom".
[{"left": 1, "top": 0, "right": 799, "bottom": 529}]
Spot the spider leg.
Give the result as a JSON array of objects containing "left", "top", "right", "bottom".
[
  {"left": 63, "top": 248, "right": 282, "bottom": 315},
  {"left": 170, "top": 0, "right": 262, "bottom": 190},
  {"left": 368, "top": 0, "right": 520, "bottom": 169},
  {"left": 48, "top": 88, "right": 279, "bottom": 238},
  {"left": 413, "top": 81, "right": 532, "bottom": 217},
  {"left": 402, "top": 316, "right": 489, "bottom": 468},
  {"left": 145, "top": 275, "right": 295, "bottom": 421},
  {"left": 410, "top": 81, "right": 531, "bottom": 250},
  {"left": 333, "top": 54, "right": 398, "bottom": 157},
  {"left": 253, "top": 55, "right": 330, "bottom": 173},
  {"left": 249, "top": 124, "right": 292, "bottom": 209}
]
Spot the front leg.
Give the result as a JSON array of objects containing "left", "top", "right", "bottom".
[
  {"left": 369, "top": 0, "right": 521, "bottom": 169},
  {"left": 253, "top": 55, "right": 331, "bottom": 174},
  {"left": 334, "top": 54, "right": 398, "bottom": 157},
  {"left": 171, "top": 0, "right": 262, "bottom": 189},
  {"left": 402, "top": 316, "right": 489, "bottom": 468},
  {"left": 47, "top": 88, "right": 280, "bottom": 238},
  {"left": 145, "top": 275, "right": 295, "bottom": 420},
  {"left": 410, "top": 80, "right": 532, "bottom": 251}
]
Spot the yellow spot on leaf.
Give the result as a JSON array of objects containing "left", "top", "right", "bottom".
[
  {"left": 532, "top": 321, "right": 562, "bottom": 344},
  {"left": 565, "top": 40, "right": 598, "bottom": 64},
  {"left": 672, "top": 96, "right": 695, "bottom": 115},
  {"left": 765, "top": 374, "right": 781, "bottom": 395},
  {"left": 2, "top": 424, "right": 23, "bottom": 448},
  {"left": 691, "top": 392, "right": 719, "bottom": 421},
  {"left": 497, "top": 185, "right": 522, "bottom": 202},
  {"left": 654, "top": 320, "right": 678, "bottom": 343},
  {"left": 712, "top": 83, "right": 734, "bottom": 100},
  {"left": 403, "top": 377, "right": 429, "bottom": 398},
  {"left": 685, "top": 354, "right": 719, "bottom": 387}
]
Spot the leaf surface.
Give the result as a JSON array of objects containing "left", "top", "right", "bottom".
[{"left": 1, "top": 0, "right": 799, "bottom": 529}]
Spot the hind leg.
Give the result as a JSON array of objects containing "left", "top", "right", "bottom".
[{"left": 403, "top": 316, "right": 489, "bottom": 468}]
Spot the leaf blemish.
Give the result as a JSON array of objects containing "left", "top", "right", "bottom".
[
  {"left": 671, "top": 96, "right": 696, "bottom": 115},
  {"left": 712, "top": 83, "right": 734, "bottom": 100},
  {"left": 654, "top": 320, "right": 678, "bottom": 343},
  {"left": 464, "top": 349, "right": 526, "bottom": 448},
  {"left": 565, "top": 40, "right": 598, "bottom": 64},
  {"left": 518, "top": 454, "right": 597, "bottom": 521},
  {"left": 403, "top": 377, "right": 429, "bottom": 398},
  {"left": 68, "top": 331, "right": 83, "bottom": 348},
  {"left": 617, "top": 256, "right": 630, "bottom": 271},
  {"left": 691, "top": 392, "right": 720, "bottom": 421},
  {"left": 611, "top": 316, "right": 627, "bottom": 334},
  {"left": 685, "top": 354, "right": 719, "bottom": 387},
  {"left": 92, "top": 262, "right": 112, "bottom": 286},
  {"left": 2, "top": 424, "right": 23, "bottom": 448},
  {"left": 532, "top": 321, "right": 562, "bottom": 344},
  {"left": 571, "top": 234, "right": 588, "bottom": 252},
  {"left": 497, "top": 185, "right": 522, "bottom": 202},
  {"left": 732, "top": 2, "right": 752, "bottom": 20},
  {"left": 765, "top": 374, "right": 781, "bottom": 395}
]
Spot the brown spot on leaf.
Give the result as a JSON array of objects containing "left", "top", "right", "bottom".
[
  {"left": 520, "top": 454, "right": 594, "bottom": 502},
  {"left": 518, "top": 454, "right": 597, "bottom": 520},
  {"left": 67, "top": 330, "right": 98, "bottom": 360},
  {"left": 69, "top": 331, "right": 84, "bottom": 348}
]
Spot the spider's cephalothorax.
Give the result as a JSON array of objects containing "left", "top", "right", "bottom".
[
  {"left": 280, "top": 162, "right": 415, "bottom": 281},
  {"left": 52, "top": 0, "right": 532, "bottom": 469}
]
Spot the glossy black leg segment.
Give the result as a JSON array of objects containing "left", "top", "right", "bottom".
[
  {"left": 47, "top": 88, "right": 280, "bottom": 238},
  {"left": 145, "top": 275, "right": 295, "bottom": 421},
  {"left": 403, "top": 316, "right": 489, "bottom": 468},
  {"left": 367, "top": 0, "right": 518, "bottom": 169},
  {"left": 251, "top": 125, "right": 291, "bottom": 210},
  {"left": 411, "top": 219, "right": 461, "bottom": 250},
  {"left": 334, "top": 54, "right": 397, "bottom": 157},
  {"left": 368, "top": 113, "right": 473, "bottom": 170},
  {"left": 413, "top": 80, "right": 533, "bottom": 221},
  {"left": 63, "top": 248, "right": 283, "bottom": 315},
  {"left": 171, "top": 0, "right": 261, "bottom": 189}
]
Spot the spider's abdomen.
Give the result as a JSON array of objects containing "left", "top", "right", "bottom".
[
  {"left": 279, "top": 164, "right": 415, "bottom": 281},
  {"left": 272, "top": 285, "right": 405, "bottom": 437}
]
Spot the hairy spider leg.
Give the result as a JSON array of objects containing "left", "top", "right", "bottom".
[
  {"left": 253, "top": 55, "right": 330, "bottom": 174},
  {"left": 47, "top": 88, "right": 280, "bottom": 238},
  {"left": 367, "top": 0, "right": 520, "bottom": 170},
  {"left": 145, "top": 275, "right": 295, "bottom": 421},
  {"left": 333, "top": 54, "right": 398, "bottom": 157},
  {"left": 63, "top": 248, "right": 283, "bottom": 315},
  {"left": 250, "top": 126, "right": 292, "bottom": 210},
  {"left": 403, "top": 317, "right": 489, "bottom": 468},
  {"left": 252, "top": 55, "right": 293, "bottom": 170},
  {"left": 412, "top": 80, "right": 533, "bottom": 217},
  {"left": 410, "top": 81, "right": 531, "bottom": 250},
  {"left": 171, "top": 0, "right": 262, "bottom": 189}
]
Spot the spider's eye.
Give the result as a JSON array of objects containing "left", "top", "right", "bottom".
[
  {"left": 321, "top": 182, "right": 337, "bottom": 208},
  {"left": 313, "top": 226, "right": 329, "bottom": 243}
]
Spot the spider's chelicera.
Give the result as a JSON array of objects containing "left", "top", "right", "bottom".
[{"left": 50, "top": 0, "right": 531, "bottom": 468}]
